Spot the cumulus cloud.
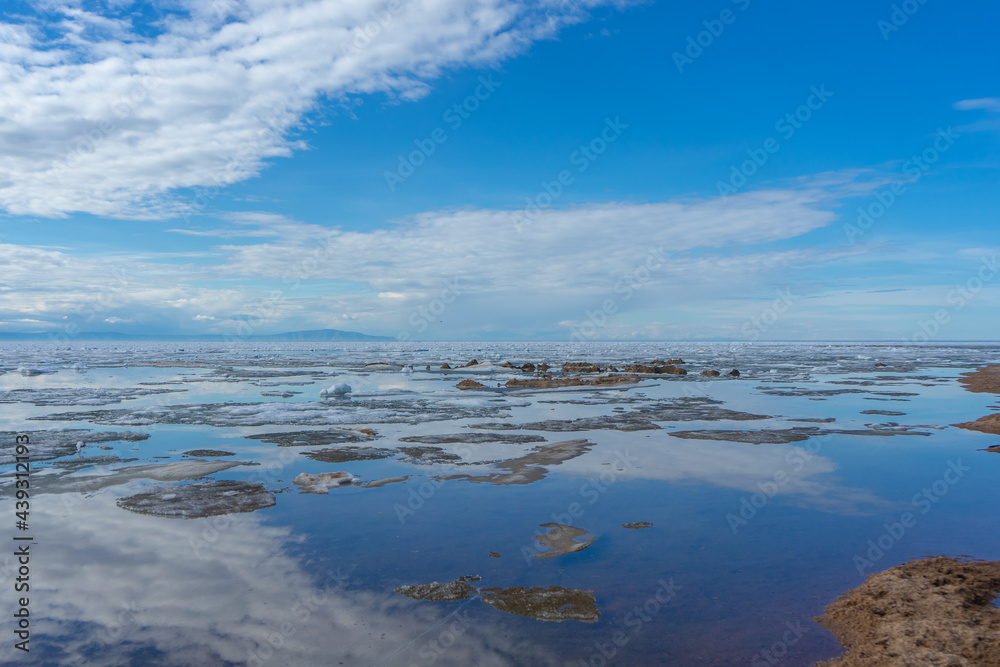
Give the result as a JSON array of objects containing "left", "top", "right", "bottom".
[{"left": 0, "top": 0, "right": 617, "bottom": 218}]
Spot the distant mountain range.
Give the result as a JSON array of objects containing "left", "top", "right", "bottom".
[{"left": 0, "top": 328, "right": 393, "bottom": 342}]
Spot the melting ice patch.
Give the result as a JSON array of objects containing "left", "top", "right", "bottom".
[{"left": 32, "top": 397, "right": 521, "bottom": 428}]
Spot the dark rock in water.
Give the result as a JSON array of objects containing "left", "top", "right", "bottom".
[
  {"left": 620, "top": 363, "right": 687, "bottom": 375},
  {"left": 861, "top": 410, "right": 906, "bottom": 416},
  {"left": 875, "top": 362, "right": 887, "bottom": 367},
  {"left": 440, "top": 363, "right": 452, "bottom": 370},
  {"left": 789, "top": 417, "right": 837, "bottom": 423},
  {"left": 246, "top": 429, "right": 378, "bottom": 447},
  {"left": 398, "top": 446, "right": 462, "bottom": 464},
  {"left": 479, "top": 586, "right": 600, "bottom": 623},
  {"left": 302, "top": 447, "right": 395, "bottom": 463},
  {"left": 117, "top": 480, "right": 275, "bottom": 518},
  {"left": 536, "top": 363, "right": 550, "bottom": 371},
  {"left": 700, "top": 370, "right": 721, "bottom": 377},
  {"left": 400, "top": 433, "right": 546, "bottom": 445},
  {"left": 456, "top": 379, "right": 486, "bottom": 390},
  {"left": 182, "top": 450, "right": 234, "bottom": 457},
  {"left": 505, "top": 375, "right": 641, "bottom": 389},
  {"left": 425, "top": 365, "right": 431, "bottom": 371},
  {"left": 728, "top": 369, "right": 740, "bottom": 377},
  {"left": 623, "top": 522, "right": 653, "bottom": 529},
  {"left": 464, "top": 359, "right": 479, "bottom": 367},
  {"left": 395, "top": 576, "right": 481, "bottom": 602},
  {"left": 532, "top": 523, "right": 596, "bottom": 558},
  {"left": 562, "top": 362, "right": 604, "bottom": 373},
  {"left": 982, "top": 445, "right": 1000, "bottom": 454},
  {"left": 522, "top": 363, "right": 535, "bottom": 372},
  {"left": 489, "top": 552, "right": 501, "bottom": 558}
]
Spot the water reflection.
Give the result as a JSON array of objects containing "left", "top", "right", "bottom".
[{"left": 2, "top": 494, "right": 545, "bottom": 666}]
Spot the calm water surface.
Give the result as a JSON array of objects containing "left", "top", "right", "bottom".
[{"left": 1, "top": 341, "right": 999, "bottom": 665}]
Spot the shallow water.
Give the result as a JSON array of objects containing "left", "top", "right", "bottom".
[{"left": 2, "top": 341, "right": 999, "bottom": 665}]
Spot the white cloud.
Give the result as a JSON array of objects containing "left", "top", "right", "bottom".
[{"left": 0, "top": 0, "right": 617, "bottom": 218}]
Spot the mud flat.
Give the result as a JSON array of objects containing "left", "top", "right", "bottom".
[
  {"left": 815, "top": 556, "right": 1000, "bottom": 666},
  {"left": 958, "top": 365, "right": 1000, "bottom": 394},
  {"left": 117, "top": 480, "right": 275, "bottom": 518},
  {"left": 954, "top": 413, "right": 1000, "bottom": 436}
]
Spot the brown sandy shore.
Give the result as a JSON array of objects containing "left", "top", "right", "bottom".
[
  {"left": 953, "top": 365, "right": 1000, "bottom": 435},
  {"left": 815, "top": 557, "right": 1000, "bottom": 666},
  {"left": 957, "top": 364, "right": 1000, "bottom": 394},
  {"left": 817, "top": 366, "right": 1000, "bottom": 665}
]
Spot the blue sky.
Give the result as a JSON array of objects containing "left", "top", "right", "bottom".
[{"left": 1, "top": 0, "right": 998, "bottom": 340}]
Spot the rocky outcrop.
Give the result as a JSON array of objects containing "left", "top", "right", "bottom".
[{"left": 815, "top": 556, "right": 1000, "bottom": 666}]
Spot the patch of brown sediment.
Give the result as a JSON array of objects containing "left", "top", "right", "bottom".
[
  {"left": 667, "top": 425, "right": 932, "bottom": 444},
  {"left": 363, "top": 476, "right": 408, "bottom": 488},
  {"left": 398, "top": 446, "right": 462, "bottom": 464},
  {"left": 117, "top": 480, "right": 275, "bottom": 518},
  {"left": 623, "top": 522, "right": 652, "bottom": 529},
  {"left": 455, "top": 379, "right": 486, "bottom": 389},
  {"left": 400, "top": 433, "right": 546, "bottom": 445},
  {"left": 440, "top": 439, "right": 593, "bottom": 485},
  {"left": 815, "top": 556, "right": 1000, "bottom": 666},
  {"left": 503, "top": 374, "right": 642, "bottom": 389},
  {"left": 532, "top": 523, "right": 596, "bottom": 559},
  {"left": 301, "top": 446, "right": 395, "bottom": 463},
  {"left": 479, "top": 586, "right": 600, "bottom": 623},
  {"left": 954, "top": 413, "right": 1000, "bottom": 436},
  {"left": 958, "top": 365, "right": 1000, "bottom": 394},
  {"left": 394, "top": 576, "right": 481, "bottom": 602},
  {"left": 246, "top": 428, "right": 379, "bottom": 447}
]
